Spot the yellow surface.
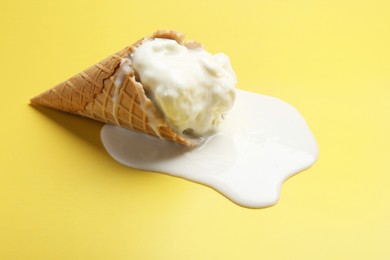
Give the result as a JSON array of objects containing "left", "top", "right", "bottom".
[{"left": 1, "top": 0, "right": 389, "bottom": 259}]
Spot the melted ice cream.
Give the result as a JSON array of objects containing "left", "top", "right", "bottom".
[
  {"left": 101, "top": 90, "right": 318, "bottom": 208},
  {"left": 132, "top": 38, "right": 237, "bottom": 137},
  {"left": 112, "top": 58, "right": 132, "bottom": 125}
]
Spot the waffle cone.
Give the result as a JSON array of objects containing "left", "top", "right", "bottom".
[{"left": 30, "top": 30, "right": 196, "bottom": 146}]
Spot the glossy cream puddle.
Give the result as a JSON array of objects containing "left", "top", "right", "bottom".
[{"left": 101, "top": 89, "right": 318, "bottom": 208}]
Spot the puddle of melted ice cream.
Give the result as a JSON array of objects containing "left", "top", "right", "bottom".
[{"left": 101, "top": 89, "right": 318, "bottom": 208}]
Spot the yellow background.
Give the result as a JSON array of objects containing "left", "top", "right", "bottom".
[{"left": 1, "top": 0, "right": 389, "bottom": 259}]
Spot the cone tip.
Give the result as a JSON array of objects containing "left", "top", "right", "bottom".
[{"left": 29, "top": 94, "right": 40, "bottom": 105}]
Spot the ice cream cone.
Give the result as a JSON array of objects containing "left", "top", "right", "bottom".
[{"left": 30, "top": 30, "right": 195, "bottom": 146}]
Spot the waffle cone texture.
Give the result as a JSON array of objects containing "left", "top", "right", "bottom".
[{"left": 30, "top": 30, "right": 197, "bottom": 146}]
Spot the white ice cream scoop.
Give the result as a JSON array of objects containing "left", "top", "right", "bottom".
[{"left": 132, "top": 38, "right": 237, "bottom": 137}]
